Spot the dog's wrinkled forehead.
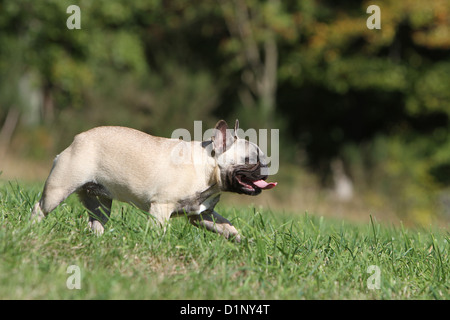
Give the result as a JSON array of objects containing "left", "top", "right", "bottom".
[{"left": 221, "top": 139, "right": 264, "bottom": 165}]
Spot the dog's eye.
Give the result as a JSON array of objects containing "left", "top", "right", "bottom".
[{"left": 244, "top": 157, "right": 250, "bottom": 164}]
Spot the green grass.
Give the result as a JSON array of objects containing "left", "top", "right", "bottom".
[{"left": 0, "top": 182, "right": 448, "bottom": 299}]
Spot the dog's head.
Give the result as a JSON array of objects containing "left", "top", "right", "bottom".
[{"left": 211, "top": 120, "right": 277, "bottom": 196}]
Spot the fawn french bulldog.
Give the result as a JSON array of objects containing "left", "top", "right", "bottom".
[{"left": 31, "top": 120, "right": 277, "bottom": 241}]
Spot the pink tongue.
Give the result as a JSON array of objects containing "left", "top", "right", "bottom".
[{"left": 253, "top": 179, "right": 277, "bottom": 190}]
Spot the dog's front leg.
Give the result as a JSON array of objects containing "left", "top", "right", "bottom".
[
  {"left": 188, "top": 211, "right": 241, "bottom": 242},
  {"left": 149, "top": 203, "right": 174, "bottom": 229}
]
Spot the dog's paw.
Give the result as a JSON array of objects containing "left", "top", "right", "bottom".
[
  {"left": 88, "top": 220, "right": 105, "bottom": 236},
  {"left": 221, "top": 224, "right": 241, "bottom": 243},
  {"left": 30, "top": 203, "right": 45, "bottom": 224}
]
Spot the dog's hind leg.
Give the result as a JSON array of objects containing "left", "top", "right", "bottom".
[
  {"left": 31, "top": 148, "right": 92, "bottom": 223},
  {"left": 77, "top": 186, "right": 112, "bottom": 235},
  {"left": 31, "top": 163, "right": 78, "bottom": 223},
  {"left": 31, "top": 185, "right": 74, "bottom": 223}
]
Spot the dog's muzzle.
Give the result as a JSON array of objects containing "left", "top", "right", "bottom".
[{"left": 226, "top": 163, "right": 277, "bottom": 195}]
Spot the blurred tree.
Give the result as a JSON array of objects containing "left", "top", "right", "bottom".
[
  {"left": 1, "top": 0, "right": 450, "bottom": 222},
  {"left": 275, "top": 0, "right": 450, "bottom": 221},
  {"left": 278, "top": 0, "right": 450, "bottom": 162},
  {"left": 218, "top": 0, "right": 293, "bottom": 123}
]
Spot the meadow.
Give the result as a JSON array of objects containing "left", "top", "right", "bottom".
[{"left": 0, "top": 182, "right": 448, "bottom": 300}]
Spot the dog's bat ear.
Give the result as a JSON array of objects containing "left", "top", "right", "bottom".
[
  {"left": 212, "top": 120, "right": 234, "bottom": 155},
  {"left": 234, "top": 119, "right": 239, "bottom": 139},
  {"left": 214, "top": 119, "right": 228, "bottom": 132}
]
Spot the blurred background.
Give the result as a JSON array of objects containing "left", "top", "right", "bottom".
[{"left": 1, "top": 0, "right": 450, "bottom": 226}]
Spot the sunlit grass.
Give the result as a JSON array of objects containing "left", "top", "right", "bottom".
[{"left": 0, "top": 182, "right": 448, "bottom": 299}]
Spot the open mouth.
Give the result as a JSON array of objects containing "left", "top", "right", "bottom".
[{"left": 236, "top": 175, "right": 277, "bottom": 192}]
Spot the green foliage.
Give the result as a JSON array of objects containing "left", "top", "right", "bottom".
[
  {"left": 1, "top": 0, "right": 450, "bottom": 223},
  {"left": 342, "top": 135, "right": 445, "bottom": 224},
  {"left": 409, "top": 62, "right": 450, "bottom": 115}
]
